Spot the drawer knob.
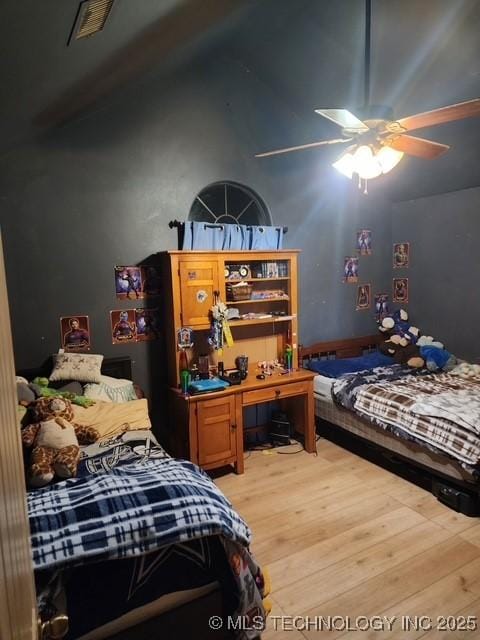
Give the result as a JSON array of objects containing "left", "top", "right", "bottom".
[
  {"left": 231, "top": 424, "right": 237, "bottom": 431},
  {"left": 275, "top": 389, "right": 281, "bottom": 396}
]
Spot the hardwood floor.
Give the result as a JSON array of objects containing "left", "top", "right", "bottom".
[{"left": 215, "top": 439, "right": 480, "bottom": 639}]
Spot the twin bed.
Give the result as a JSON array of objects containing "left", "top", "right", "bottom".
[
  {"left": 20, "top": 356, "right": 267, "bottom": 640},
  {"left": 299, "top": 335, "right": 480, "bottom": 516},
  {"left": 22, "top": 338, "right": 480, "bottom": 637}
]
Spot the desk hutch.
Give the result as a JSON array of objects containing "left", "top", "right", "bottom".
[{"left": 161, "top": 250, "right": 315, "bottom": 473}]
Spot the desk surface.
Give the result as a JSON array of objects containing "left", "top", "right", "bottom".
[{"left": 172, "top": 368, "right": 316, "bottom": 402}]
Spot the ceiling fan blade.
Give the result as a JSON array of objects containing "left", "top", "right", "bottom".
[
  {"left": 255, "top": 138, "right": 351, "bottom": 158},
  {"left": 396, "top": 98, "right": 480, "bottom": 132},
  {"left": 314, "top": 109, "right": 370, "bottom": 132},
  {"left": 387, "top": 135, "right": 450, "bottom": 159}
]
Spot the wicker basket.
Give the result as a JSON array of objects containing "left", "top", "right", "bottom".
[{"left": 226, "top": 282, "right": 253, "bottom": 301}]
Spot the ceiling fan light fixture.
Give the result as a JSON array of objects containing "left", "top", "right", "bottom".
[
  {"left": 376, "top": 145, "right": 404, "bottom": 174},
  {"left": 353, "top": 144, "right": 382, "bottom": 180},
  {"left": 332, "top": 151, "right": 356, "bottom": 178}
]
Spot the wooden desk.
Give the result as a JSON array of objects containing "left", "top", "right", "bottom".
[{"left": 168, "top": 369, "right": 316, "bottom": 474}]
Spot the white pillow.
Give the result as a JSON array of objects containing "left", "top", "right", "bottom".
[
  {"left": 49, "top": 353, "right": 103, "bottom": 383},
  {"left": 84, "top": 375, "right": 137, "bottom": 403}
]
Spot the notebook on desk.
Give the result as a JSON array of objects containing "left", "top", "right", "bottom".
[{"left": 188, "top": 378, "right": 230, "bottom": 394}]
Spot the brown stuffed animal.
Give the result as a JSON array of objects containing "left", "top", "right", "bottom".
[
  {"left": 379, "top": 337, "right": 424, "bottom": 368},
  {"left": 22, "top": 396, "right": 99, "bottom": 488}
]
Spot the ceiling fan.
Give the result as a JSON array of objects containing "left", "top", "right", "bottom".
[{"left": 255, "top": 0, "right": 480, "bottom": 190}]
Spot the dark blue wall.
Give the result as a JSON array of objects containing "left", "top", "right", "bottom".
[
  {"left": 0, "top": 52, "right": 391, "bottom": 404},
  {"left": 391, "top": 186, "right": 480, "bottom": 361}
]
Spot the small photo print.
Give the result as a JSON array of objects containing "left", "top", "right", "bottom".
[
  {"left": 343, "top": 256, "right": 359, "bottom": 283},
  {"left": 110, "top": 309, "right": 137, "bottom": 344},
  {"left": 135, "top": 308, "right": 160, "bottom": 342},
  {"left": 141, "top": 266, "right": 162, "bottom": 297},
  {"left": 375, "top": 293, "right": 389, "bottom": 321},
  {"left": 115, "top": 266, "right": 144, "bottom": 300},
  {"left": 356, "top": 284, "right": 371, "bottom": 310},
  {"left": 60, "top": 315, "right": 91, "bottom": 351},
  {"left": 393, "top": 243, "right": 410, "bottom": 269},
  {"left": 393, "top": 277, "right": 409, "bottom": 303},
  {"left": 357, "top": 229, "right": 372, "bottom": 256}
]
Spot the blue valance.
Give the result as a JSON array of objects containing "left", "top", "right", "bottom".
[{"left": 182, "top": 222, "right": 284, "bottom": 251}]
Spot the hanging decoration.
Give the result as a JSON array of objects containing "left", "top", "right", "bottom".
[{"left": 208, "top": 294, "right": 234, "bottom": 355}]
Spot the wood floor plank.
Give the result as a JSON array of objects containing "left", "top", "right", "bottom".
[
  {"left": 337, "top": 556, "right": 480, "bottom": 640},
  {"left": 431, "top": 509, "right": 479, "bottom": 534},
  {"left": 261, "top": 596, "right": 306, "bottom": 640},
  {"left": 417, "top": 597, "right": 480, "bottom": 639},
  {"left": 459, "top": 522, "right": 480, "bottom": 548},
  {"left": 380, "top": 482, "right": 449, "bottom": 520},
  {"left": 254, "top": 496, "right": 404, "bottom": 568},
  {"left": 229, "top": 469, "right": 368, "bottom": 526},
  {"left": 301, "top": 537, "right": 480, "bottom": 639},
  {"left": 253, "top": 491, "right": 401, "bottom": 566},
  {"left": 272, "top": 516, "right": 450, "bottom": 616},
  {"left": 214, "top": 440, "right": 480, "bottom": 640}
]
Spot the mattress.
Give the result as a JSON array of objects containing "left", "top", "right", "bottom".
[
  {"left": 315, "top": 396, "right": 475, "bottom": 483},
  {"left": 78, "top": 583, "right": 219, "bottom": 640},
  {"left": 313, "top": 374, "right": 334, "bottom": 403}
]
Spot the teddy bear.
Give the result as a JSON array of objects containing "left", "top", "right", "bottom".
[
  {"left": 379, "top": 309, "right": 419, "bottom": 345},
  {"left": 378, "top": 309, "right": 424, "bottom": 368},
  {"left": 21, "top": 396, "right": 99, "bottom": 488}
]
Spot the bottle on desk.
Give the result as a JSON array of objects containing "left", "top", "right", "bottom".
[{"left": 285, "top": 344, "right": 293, "bottom": 371}]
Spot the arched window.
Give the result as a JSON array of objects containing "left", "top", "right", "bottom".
[{"left": 189, "top": 181, "right": 271, "bottom": 226}]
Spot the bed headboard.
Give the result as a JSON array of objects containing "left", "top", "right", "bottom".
[
  {"left": 17, "top": 356, "right": 133, "bottom": 382},
  {"left": 298, "top": 335, "right": 382, "bottom": 365}
]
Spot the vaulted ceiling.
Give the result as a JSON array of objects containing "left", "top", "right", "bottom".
[{"left": 1, "top": 0, "right": 479, "bottom": 201}]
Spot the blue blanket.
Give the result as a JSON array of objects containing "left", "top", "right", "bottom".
[
  {"left": 306, "top": 351, "right": 393, "bottom": 378},
  {"left": 28, "top": 458, "right": 251, "bottom": 571}
]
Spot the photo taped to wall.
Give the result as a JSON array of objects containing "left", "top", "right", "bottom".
[
  {"left": 356, "top": 284, "right": 371, "bottom": 310},
  {"left": 357, "top": 229, "right": 372, "bottom": 256},
  {"left": 60, "top": 315, "right": 91, "bottom": 351},
  {"left": 110, "top": 309, "right": 137, "bottom": 344},
  {"left": 393, "top": 277, "right": 409, "bottom": 303},
  {"left": 374, "top": 293, "right": 389, "bottom": 321},
  {"left": 393, "top": 242, "right": 410, "bottom": 269},
  {"left": 135, "top": 308, "right": 160, "bottom": 342},
  {"left": 343, "top": 256, "right": 359, "bottom": 283},
  {"left": 115, "top": 266, "right": 144, "bottom": 300}
]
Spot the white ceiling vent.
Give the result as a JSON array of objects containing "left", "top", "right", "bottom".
[{"left": 70, "top": 0, "right": 115, "bottom": 43}]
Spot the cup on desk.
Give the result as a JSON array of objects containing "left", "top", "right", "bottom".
[{"left": 235, "top": 355, "right": 249, "bottom": 380}]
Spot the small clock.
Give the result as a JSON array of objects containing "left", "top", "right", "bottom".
[{"left": 239, "top": 265, "right": 250, "bottom": 278}]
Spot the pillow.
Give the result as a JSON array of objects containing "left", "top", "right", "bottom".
[
  {"left": 84, "top": 375, "right": 137, "bottom": 403},
  {"left": 49, "top": 353, "right": 103, "bottom": 383},
  {"left": 73, "top": 398, "right": 151, "bottom": 438},
  {"left": 305, "top": 351, "right": 393, "bottom": 378}
]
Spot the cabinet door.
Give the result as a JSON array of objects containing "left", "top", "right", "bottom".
[
  {"left": 197, "top": 396, "right": 237, "bottom": 466},
  {"left": 179, "top": 260, "right": 219, "bottom": 326}
]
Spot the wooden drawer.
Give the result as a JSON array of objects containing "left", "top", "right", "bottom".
[{"left": 242, "top": 380, "right": 310, "bottom": 406}]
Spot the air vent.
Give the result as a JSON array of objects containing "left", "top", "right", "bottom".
[{"left": 70, "top": 0, "right": 115, "bottom": 42}]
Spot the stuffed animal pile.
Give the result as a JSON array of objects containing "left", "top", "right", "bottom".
[
  {"left": 378, "top": 309, "right": 456, "bottom": 371},
  {"left": 21, "top": 396, "right": 99, "bottom": 487}
]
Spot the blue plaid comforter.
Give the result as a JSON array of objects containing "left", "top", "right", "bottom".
[{"left": 28, "top": 458, "right": 251, "bottom": 571}]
